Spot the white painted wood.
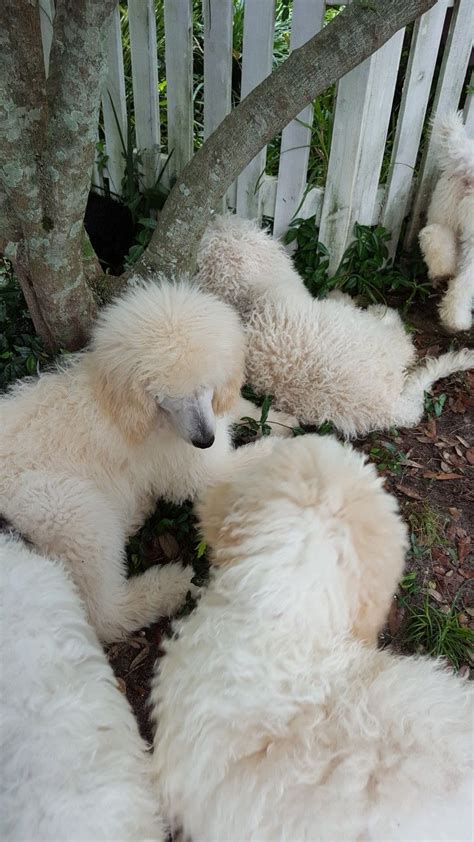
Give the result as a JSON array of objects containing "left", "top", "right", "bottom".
[
  {"left": 261, "top": 176, "right": 384, "bottom": 228},
  {"left": 319, "top": 32, "right": 403, "bottom": 274},
  {"left": 272, "top": 0, "right": 325, "bottom": 239},
  {"left": 203, "top": 0, "right": 233, "bottom": 211},
  {"left": 463, "top": 71, "right": 474, "bottom": 138},
  {"left": 128, "top": 0, "right": 160, "bottom": 189},
  {"left": 236, "top": 0, "right": 276, "bottom": 220},
  {"left": 203, "top": 0, "right": 233, "bottom": 139},
  {"left": 164, "top": 0, "right": 193, "bottom": 181},
  {"left": 102, "top": 6, "right": 128, "bottom": 195},
  {"left": 381, "top": 0, "right": 450, "bottom": 256},
  {"left": 405, "top": 0, "right": 474, "bottom": 246},
  {"left": 39, "top": 0, "right": 55, "bottom": 78}
]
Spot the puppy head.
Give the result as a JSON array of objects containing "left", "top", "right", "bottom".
[
  {"left": 87, "top": 280, "right": 245, "bottom": 445},
  {"left": 198, "top": 436, "right": 408, "bottom": 644}
]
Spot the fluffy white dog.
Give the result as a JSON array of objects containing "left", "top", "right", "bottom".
[
  {"left": 0, "top": 529, "right": 164, "bottom": 842},
  {"left": 197, "top": 215, "right": 474, "bottom": 436},
  {"left": 419, "top": 111, "right": 474, "bottom": 332},
  {"left": 151, "top": 435, "right": 473, "bottom": 842},
  {"left": 0, "top": 280, "right": 293, "bottom": 642}
]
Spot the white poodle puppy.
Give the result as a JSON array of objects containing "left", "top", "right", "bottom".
[
  {"left": 0, "top": 280, "right": 293, "bottom": 642},
  {"left": 151, "top": 436, "right": 473, "bottom": 842},
  {"left": 197, "top": 215, "right": 474, "bottom": 436},
  {"left": 419, "top": 111, "right": 474, "bottom": 332},
  {"left": 0, "top": 529, "right": 164, "bottom": 842}
]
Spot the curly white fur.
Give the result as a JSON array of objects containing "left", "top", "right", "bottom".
[
  {"left": 0, "top": 532, "right": 164, "bottom": 842},
  {"left": 197, "top": 215, "right": 474, "bottom": 436},
  {"left": 151, "top": 436, "right": 473, "bottom": 842},
  {"left": 0, "top": 280, "right": 293, "bottom": 642},
  {"left": 419, "top": 111, "right": 474, "bottom": 332}
]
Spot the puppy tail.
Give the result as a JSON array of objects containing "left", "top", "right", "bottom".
[
  {"left": 433, "top": 111, "right": 474, "bottom": 173},
  {"left": 403, "top": 348, "right": 474, "bottom": 399}
]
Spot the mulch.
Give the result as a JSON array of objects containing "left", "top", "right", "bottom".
[{"left": 109, "top": 295, "right": 473, "bottom": 746}]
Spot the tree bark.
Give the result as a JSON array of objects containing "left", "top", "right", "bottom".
[
  {"left": 0, "top": 0, "right": 116, "bottom": 350},
  {"left": 116, "top": 0, "right": 437, "bottom": 291}
]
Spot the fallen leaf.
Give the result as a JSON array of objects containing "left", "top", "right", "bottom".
[
  {"left": 426, "top": 418, "right": 437, "bottom": 438},
  {"left": 395, "top": 484, "right": 423, "bottom": 500},
  {"left": 440, "top": 461, "right": 451, "bottom": 472},
  {"left": 466, "top": 447, "right": 474, "bottom": 466},
  {"left": 428, "top": 589, "right": 445, "bottom": 604},
  {"left": 457, "top": 536, "right": 472, "bottom": 565},
  {"left": 116, "top": 677, "right": 127, "bottom": 694},
  {"left": 448, "top": 507, "right": 461, "bottom": 520},
  {"left": 388, "top": 600, "right": 405, "bottom": 637},
  {"left": 128, "top": 646, "right": 150, "bottom": 672},
  {"left": 422, "top": 472, "right": 464, "bottom": 480},
  {"left": 456, "top": 435, "right": 470, "bottom": 448}
]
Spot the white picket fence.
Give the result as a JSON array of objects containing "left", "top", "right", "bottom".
[{"left": 40, "top": 0, "right": 473, "bottom": 268}]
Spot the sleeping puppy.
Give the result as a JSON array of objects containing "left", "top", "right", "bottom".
[{"left": 151, "top": 435, "right": 473, "bottom": 842}]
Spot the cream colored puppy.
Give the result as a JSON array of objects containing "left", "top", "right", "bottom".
[
  {"left": 197, "top": 215, "right": 473, "bottom": 436},
  {"left": 419, "top": 111, "right": 474, "bottom": 333},
  {"left": 152, "top": 436, "right": 473, "bottom": 842},
  {"left": 0, "top": 280, "right": 293, "bottom": 642}
]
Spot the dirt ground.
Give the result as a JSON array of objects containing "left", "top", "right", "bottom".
[{"left": 108, "top": 296, "right": 473, "bottom": 746}]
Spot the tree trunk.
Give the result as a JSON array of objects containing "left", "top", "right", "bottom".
[{"left": 0, "top": 0, "right": 116, "bottom": 351}]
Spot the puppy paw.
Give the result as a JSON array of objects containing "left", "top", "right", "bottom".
[{"left": 146, "top": 563, "right": 201, "bottom": 617}]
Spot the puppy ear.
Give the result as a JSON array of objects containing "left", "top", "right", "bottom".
[
  {"left": 90, "top": 365, "right": 157, "bottom": 444},
  {"left": 212, "top": 363, "right": 245, "bottom": 417}
]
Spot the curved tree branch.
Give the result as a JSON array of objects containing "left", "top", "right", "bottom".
[{"left": 113, "top": 0, "right": 437, "bottom": 293}]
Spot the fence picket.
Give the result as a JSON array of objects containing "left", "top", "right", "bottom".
[
  {"left": 39, "top": 0, "right": 55, "bottom": 77},
  {"left": 381, "top": 1, "right": 449, "bottom": 256},
  {"left": 464, "top": 71, "right": 474, "bottom": 137},
  {"left": 272, "top": 0, "right": 325, "bottom": 240},
  {"left": 319, "top": 32, "right": 404, "bottom": 274},
  {"left": 164, "top": 0, "right": 193, "bottom": 181},
  {"left": 102, "top": 7, "right": 127, "bottom": 195},
  {"left": 128, "top": 0, "right": 160, "bottom": 189},
  {"left": 405, "top": 0, "right": 473, "bottom": 247},
  {"left": 236, "top": 0, "right": 276, "bottom": 220},
  {"left": 203, "top": 0, "right": 233, "bottom": 211}
]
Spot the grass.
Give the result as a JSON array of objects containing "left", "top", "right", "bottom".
[
  {"left": 401, "top": 593, "right": 473, "bottom": 670},
  {"left": 424, "top": 391, "right": 447, "bottom": 418},
  {"left": 407, "top": 504, "right": 449, "bottom": 556}
]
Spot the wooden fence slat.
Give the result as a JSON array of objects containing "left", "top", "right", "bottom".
[
  {"left": 272, "top": 0, "right": 325, "bottom": 239},
  {"left": 464, "top": 71, "right": 474, "bottom": 137},
  {"left": 128, "top": 0, "right": 161, "bottom": 189},
  {"left": 102, "top": 6, "right": 128, "bottom": 195},
  {"left": 203, "top": 0, "right": 233, "bottom": 211},
  {"left": 236, "top": 0, "right": 276, "bottom": 220},
  {"left": 405, "top": 0, "right": 473, "bottom": 247},
  {"left": 381, "top": 0, "right": 450, "bottom": 256},
  {"left": 39, "top": 0, "right": 55, "bottom": 77},
  {"left": 319, "top": 32, "right": 404, "bottom": 274},
  {"left": 203, "top": 0, "right": 233, "bottom": 139},
  {"left": 164, "top": 0, "right": 193, "bottom": 182}
]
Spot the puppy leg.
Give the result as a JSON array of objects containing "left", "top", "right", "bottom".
[
  {"left": 419, "top": 223, "right": 457, "bottom": 281},
  {"left": 439, "top": 270, "right": 474, "bottom": 332},
  {"left": 231, "top": 396, "right": 298, "bottom": 437},
  {"left": 4, "top": 472, "right": 195, "bottom": 643}
]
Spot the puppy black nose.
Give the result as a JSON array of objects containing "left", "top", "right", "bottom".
[{"left": 191, "top": 434, "right": 215, "bottom": 449}]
